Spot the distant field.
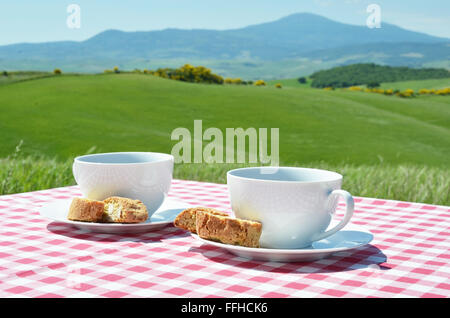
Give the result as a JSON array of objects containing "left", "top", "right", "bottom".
[
  {"left": 267, "top": 78, "right": 312, "bottom": 88},
  {"left": 0, "top": 71, "right": 53, "bottom": 86},
  {"left": 378, "top": 78, "right": 450, "bottom": 91},
  {"left": 267, "top": 77, "right": 450, "bottom": 91},
  {"left": 0, "top": 59, "right": 335, "bottom": 81}
]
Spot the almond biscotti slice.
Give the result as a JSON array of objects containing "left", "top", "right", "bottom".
[
  {"left": 67, "top": 197, "right": 105, "bottom": 222},
  {"left": 102, "top": 196, "right": 148, "bottom": 223},
  {"left": 173, "top": 207, "right": 228, "bottom": 233},
  {"left": 196, "top": 211, "right": 262, "bottom": 248}
]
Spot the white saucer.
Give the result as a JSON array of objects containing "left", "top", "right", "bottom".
[
  {"left": 39, "top": 197, "right": 192, "bottom": 234},
  {"left": 191, "top": 223, "right": 373, "bottom": 262}
]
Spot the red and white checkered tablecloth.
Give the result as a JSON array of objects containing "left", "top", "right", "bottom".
[{"left": 0, "top": 179, "right": 449, "bottom": 298}]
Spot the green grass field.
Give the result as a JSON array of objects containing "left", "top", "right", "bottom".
[
  {"left": 0, "top": 73, "right": 449, "bottom": 204},
  {"left": 267, "top": 78, "right": 312, "bottom": 88},
  {"left": 1, "top": 73, "right": 449, "bottom": 165}
]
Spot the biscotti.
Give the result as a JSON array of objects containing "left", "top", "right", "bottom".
[
  {"left": 173, "top": 207, "right": 228, "bottom": 233},
  {"left": 196, "top": 210, "right": 262, "bottom": 248},
  {"left": 67, "top": 197, "right": 105, "bottom": 222},
  {"left": 102, "top": 196, "right": 148, "bottom": 223}
]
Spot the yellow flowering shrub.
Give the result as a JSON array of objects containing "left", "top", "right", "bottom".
[
  {"left": 434, "top": 88, "right": 450, "bottom": 95},
  {"left": 399, "top": 91, "right": 413, "bottom": 98},
  {"left": 224, "top": 78, "right": 243, "bottom": 85},
  {"left": 151, "top": 64, "right": 224, "bottom": 84}
]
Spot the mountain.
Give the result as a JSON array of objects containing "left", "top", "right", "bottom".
[
  {"left": 0, "top": 13, "right": 448, "bottom": 78},
  {"left": 226, "top": 13, "right": 445, "bottom": 53}
]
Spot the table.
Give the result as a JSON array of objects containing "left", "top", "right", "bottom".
[{"left": 0, "top": 179, "right": 449, "bottom": 298}]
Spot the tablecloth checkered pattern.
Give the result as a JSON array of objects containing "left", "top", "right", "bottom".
[{"left": 0, "top": 179, "right": 449, "bottom": 298}]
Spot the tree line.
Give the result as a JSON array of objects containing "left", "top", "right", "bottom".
[{"left": 309, "top": 63, "right": 450, "bottom": 88}]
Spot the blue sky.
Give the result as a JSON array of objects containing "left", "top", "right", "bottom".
[{"left": 0, "top": 0, "right": 449, "bottom": 45}]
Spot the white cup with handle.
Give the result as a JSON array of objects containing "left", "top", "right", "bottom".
[{"left": 227, "top": 167, "right": 354, "bottom": 249}]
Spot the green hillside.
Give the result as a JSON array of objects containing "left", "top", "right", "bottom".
[
  {"left": 0, "top": 73, "right": 449, "bottom": 167},
  {"left": 267, "top": 77, "right": 312, "bottom": 88},
  {"left": 310, "top": 63, "right": 450, "bottom": 88}
]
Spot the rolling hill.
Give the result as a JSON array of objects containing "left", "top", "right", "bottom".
[
  {"left": 1, "top": 13, "right": 449, "bottom": 78},
  {"left": 0, "top": 73, "right": 448, "bottom": 167}
]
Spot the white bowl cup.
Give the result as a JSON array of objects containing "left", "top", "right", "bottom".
[
  {"left": 73, "top": 152, "right": 174, "bottom": 216},
  {"left": 227, "top": 167, "right": 354, "bottom": 249}
]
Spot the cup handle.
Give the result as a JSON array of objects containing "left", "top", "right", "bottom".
[{"left": 311, "top": 189, "right": 354, "bottom": 242}]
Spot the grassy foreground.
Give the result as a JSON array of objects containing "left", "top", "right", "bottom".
[{"left": 0, "top": 154, "right": 448, "bottom": 206}]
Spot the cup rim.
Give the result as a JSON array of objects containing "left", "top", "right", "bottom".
[
  {"left": 227, "top": 166, "right": 343, "bottom": 184},
  {"left": 74, "top": 151, "right": 174, "bottom": 166}
]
